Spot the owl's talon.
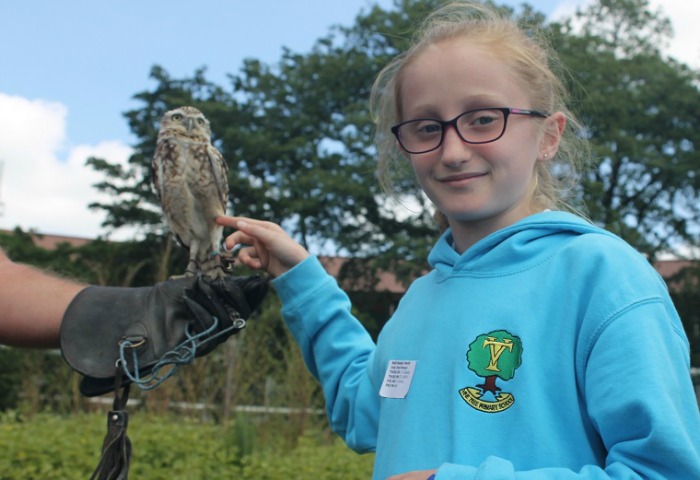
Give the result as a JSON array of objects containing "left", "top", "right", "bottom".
[{"left": 221, "top": 253, "right": 236, "bottom": 272}]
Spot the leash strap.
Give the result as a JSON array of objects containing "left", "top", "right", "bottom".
[
  {"left": 90, "top": 369, "right": 132, "bottom": 480},
  {"left": 118, "top": 314, "right": 245, "bottom": 390},
  {"left": 88, "top": 313, "right": 244, "bottom": 478}
]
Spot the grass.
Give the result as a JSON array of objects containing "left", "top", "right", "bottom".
[{"left": 0, "top": 410, "right": 375, "bottom": 479}]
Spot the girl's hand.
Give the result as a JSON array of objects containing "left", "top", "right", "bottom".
[
  {"left": 386, "top": 469, "right": 437, "bottom": 480},
  {"left": 217, "top": 216, "right": 309, "bottom": 278}
]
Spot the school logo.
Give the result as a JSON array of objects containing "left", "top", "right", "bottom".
[{"left": 459, "top": 330, "right": 522, "bottom": 413}]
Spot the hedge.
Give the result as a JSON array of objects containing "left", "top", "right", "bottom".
[{"left": 0, "top": 411, "right": 374, "bottom": 479}]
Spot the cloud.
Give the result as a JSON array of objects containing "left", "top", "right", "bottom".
[
  {"left": 549, "top": 0, "right": 699, "bottom": 69},
  {"left": 0, "top": 93, "right": 134, "bottom": 240},
  {"left": 652, "top": 0, "right": 700, "bottom": 68},
  {"left": 549, "top": 0, "right": 592, "bottom": 22}
]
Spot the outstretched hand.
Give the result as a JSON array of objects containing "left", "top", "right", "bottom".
[
  {"left": 217, "top": 216, "right": 309, "bottom": 278},
  {"left": 386, "top": 469, "right": 437, "bottom": 480}
]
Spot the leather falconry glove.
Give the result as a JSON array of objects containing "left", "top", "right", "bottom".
[{"left": 60, "top": 274, "right": 268, "bottom": 397}]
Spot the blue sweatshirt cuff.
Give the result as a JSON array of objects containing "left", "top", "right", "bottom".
[{"left": 271, "top": 256, "right": 331, "bottom": 308}]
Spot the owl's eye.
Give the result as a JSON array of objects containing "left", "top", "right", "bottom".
[
  {"left": 197, "top": 118, "right": 205, "bottom": 125},
  {"left": 172, "top": 114, "right": 183, "bottom": 121}
]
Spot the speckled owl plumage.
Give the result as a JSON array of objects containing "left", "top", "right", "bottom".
[{"left": 152, "top": 106, "right": 229, "bottom": 279}]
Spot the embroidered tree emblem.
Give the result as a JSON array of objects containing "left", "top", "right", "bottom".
[{"left": 467, "top": 330, "right": 523, "bottom": 395}]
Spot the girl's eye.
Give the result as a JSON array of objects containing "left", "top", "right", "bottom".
[
  {"left": 472, "top": 114, "right": 496, "bottom": 126},
  {"left": 418, "top": 123, "right": 442, "bottom": 134}
]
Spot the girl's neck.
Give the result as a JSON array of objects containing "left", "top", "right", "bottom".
[
  {"left": 448, "top": 207, "right": 541, "bottom": 254},
  {"left": 449, "top": 221, "right": 496, "bottom": 254}
]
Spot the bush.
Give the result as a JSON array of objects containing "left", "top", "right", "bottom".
[
  {"left": 0, "top": 348, "right": 22, "bottom": 411},
  {"left": 240, "top": 434, "right": 375, "bottom": 479},
  {"left": 0, "top": 411, "right": 374, "bottom": 479},
  {"left": 0, "top": 411, "right": 102, "bottom": 478}
]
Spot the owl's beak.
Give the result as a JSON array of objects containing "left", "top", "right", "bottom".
[{"left": 186, "top": 118, "right": 195, "bottom": 132}]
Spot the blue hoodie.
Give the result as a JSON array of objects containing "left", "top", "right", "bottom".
[{"left": 272, "top": 211, "right": 700, "bottom": 479}]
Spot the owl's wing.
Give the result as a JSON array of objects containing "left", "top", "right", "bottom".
[
  {"left": 207, "top": 145, "right": 229, "bottom": 211},
  {"left": 152, "top": 138, "right": 191, "bottom": 250},
  {"left": 152, "top": 139, "right": 173, "bottom": 203}
]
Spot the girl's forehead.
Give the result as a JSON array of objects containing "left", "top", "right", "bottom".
[
  {"left": 398, "top": 40, "right": 529, "bottom": 114},
  {"left": 408, "top": 38, "right": 510, "bottom": 78}
]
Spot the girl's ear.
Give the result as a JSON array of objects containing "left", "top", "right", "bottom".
[{"left": 539, "top": 112, "right": 566, "bottom": 160}]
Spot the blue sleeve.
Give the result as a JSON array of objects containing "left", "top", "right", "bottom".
[
  {"left": 434, "top": 299, "right": 700, "bottom": 480},
  {"left": 271, "top": 256, "right": 380, "bottom": 452}
]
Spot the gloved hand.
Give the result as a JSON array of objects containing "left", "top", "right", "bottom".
[{"left": 60, "top": 274, "right": 268, "bottom": 397}]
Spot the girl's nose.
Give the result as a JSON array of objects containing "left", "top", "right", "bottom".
[{"left": 440, "top": 125, "right": 472, "bottom": 165}]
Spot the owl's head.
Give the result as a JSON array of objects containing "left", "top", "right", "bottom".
[{"left": 158, "top": 106, "right": 212, "bottom": 139}]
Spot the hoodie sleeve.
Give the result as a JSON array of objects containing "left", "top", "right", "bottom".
[{"left": 271, "top": 256, "right": 380, "bottom": 452}]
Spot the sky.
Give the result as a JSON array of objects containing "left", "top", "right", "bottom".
[{"left": 0, "top": 0, "right": 698, "bottom": 241}]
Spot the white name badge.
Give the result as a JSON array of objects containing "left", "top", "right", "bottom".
[{"left": 379, "top": 360, "right": 417, "bottom": 399}]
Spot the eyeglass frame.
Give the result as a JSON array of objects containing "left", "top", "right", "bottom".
[{"left": 390, "top": 107, "right": 550, "bottom": 154}]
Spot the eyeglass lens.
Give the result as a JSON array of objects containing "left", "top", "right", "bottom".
[{"left": 395, "top": 108, "right": 507, "bottom": 154}]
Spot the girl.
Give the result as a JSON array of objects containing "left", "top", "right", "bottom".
[{"left": 218, "top": 2, "right": 700, "bottom": 478}]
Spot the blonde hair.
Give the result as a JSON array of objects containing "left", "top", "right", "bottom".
[{"left": 370, "top": 1, "right": 590, "bottom": 222}]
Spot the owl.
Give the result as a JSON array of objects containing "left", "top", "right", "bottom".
[{"left": 152, "top": 106, "right": 229, "bottom": 279}]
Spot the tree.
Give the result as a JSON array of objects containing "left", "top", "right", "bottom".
[
  {"left": 667, "top": 264, "right": 700, "bottom": 367},
  {"left": 89, "top": 0, "right": 700, "bottom": 268},
  {"left": 550, "top": 0, "right": 700, "bottom": 260},
  {"left": 0, "top": 228, "right": 90, "bottom": 282},
  {"left": 0, "top": 346, "right": 22, "bottom": 411},
  {"left": 87, "top": 2, "right": 453, "bottom": 283},
  {"left": 87, "top": 67, "right": 235, "bottom": 238},
  {"left": 82, "top": 0, "right": 700, "bottom": 354}
]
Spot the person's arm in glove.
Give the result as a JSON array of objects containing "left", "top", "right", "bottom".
[
  {"left": 0, "top": 247, "right": 85, "bottom": 348},
  {"left": 0, "top": 247, "right": 267, "bottom": 395},
  {"left": 60, "top": 273, "right": 268, "bottom": 397}
]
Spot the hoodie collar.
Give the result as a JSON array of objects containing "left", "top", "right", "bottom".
[{"left": 428, "top": 211, "right": 612, "bottom": 277}]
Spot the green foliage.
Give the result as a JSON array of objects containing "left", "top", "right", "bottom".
[
  {"left": 14, "top": 350, "right": 79, "bottom": 415},
  {"left": 0, "top": 348, "right": 22, "bottom": 411},
  {"left": 0, "top": 228, "right": 187, "bottom": 286},
  {"left": 0, "top": 412, "right": 374, "bottom": 479},
  {"left": 550, "top": 0, "right": 700, "bottom": 260},
  {"left": 78, "top": 0, "right": 700, "bottom": 280},
  {"left": 0, "top": 229, "right": 92, "bottom": 283},
  {"left": 85, "top": 1, "right": 447, "bottom": 281},
  {"left": 0, "top": 412, "right": 103, "bottom": 478},
  {"left": 239, "top": 433, "right": 375, "bottom": 479},
  {"left": 65, "top": 234, "right": 186, "bottom": 285},
  {"left": 667, "top": 264, "right": 700, "bottom": 367}
]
